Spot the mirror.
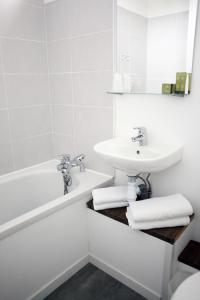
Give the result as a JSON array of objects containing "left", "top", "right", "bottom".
[{"left": 114, "top": 0, "right": 198, "bottom": 95}]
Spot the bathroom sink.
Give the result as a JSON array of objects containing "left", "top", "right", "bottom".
[{"left": 94, "top": 137, "right": 183, "bottom": 174}]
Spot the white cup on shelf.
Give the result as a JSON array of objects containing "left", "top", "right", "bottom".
[{"left": 112, "top": 73, "right": 124, "bottom": 93}]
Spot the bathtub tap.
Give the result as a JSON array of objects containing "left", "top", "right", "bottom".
[{"left": 57, "top": 154, "right": 85, "bottom": 194}]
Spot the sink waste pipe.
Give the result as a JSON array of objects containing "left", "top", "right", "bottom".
[{"left": 127, "top": 174, "right": 152, "bottom": 203}]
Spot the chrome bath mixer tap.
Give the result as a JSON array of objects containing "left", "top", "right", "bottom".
[{"left": 57, "top": 154, "right": 85, "bottom": 195}]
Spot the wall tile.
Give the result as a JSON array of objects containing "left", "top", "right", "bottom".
[
  {"left": 0, "top": 110, "right": 10, "bottom": 144},
  {"left": 46, "top": 0, "right": 113, "bottom": 40},
  {"left": 13, "top": 134, "right": 53, "bottom": 170},
  {"left": 0, "top": 143, "right": 14, "bottom": 175},
  {"left": 48, "top": 39, "right": 71, "bottom": 73},
  {"left": 74, "top": 107, "right": 113, "bottom": 173},
  {"left": 6, "top": 75, "right": 50, "bottom": 107},
  {"left": 51, "top": 74, "right": 73, "bottom": 105},
  {"left": 71, "top": 31, "right": 113, "bottom": 72},
  {"left": 45, "top": 0, "right": 114, "bottom": 172},
  {"left": 10, "top": 106, "right": 51, "bottom": 140},
  {"left": 53, "top": 105, "right": 74, "bottom": 136},
  {"left": 0, "top": 75, "right": 6, "bottom": 108},
  {"left": 68, "top": 0, "right": 113, "bottom": 37},
  {"left": 46, "top": 0, "right": 71, "bottom": 41},
  {"left": 53, "top": 134, "right": 75, "bottom": 156},
  {"left": 72, "top": 71, "right": 113, "bottom": 107},
  {"left": 1, "top": 39, "right": 48, "bottom": 73},
  {"left": 0, "top": 1, "right": 45, "bottom": 40},
  {"left": 23, "top": 0, "right": 44, "bottom": 6},
  {"left": 74, "top": 107, "right": 113, "bottom": 145},
  {"left": 0, "top": 0, "right": 54, "bottom": 176},
  {"left": 0, "top": 40, "right": 3, "bottom": 73}
]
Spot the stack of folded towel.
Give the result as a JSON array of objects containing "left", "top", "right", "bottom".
[
  {"left": 92, "top": 186, "right": 128, "bottom": 210},
  {"left": 126, "top": 194, "right": 193, "bottom": 230}
]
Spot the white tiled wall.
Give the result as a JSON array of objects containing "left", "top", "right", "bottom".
[
  {"left": 0, "top": 0, "right": 114, "bottom": 176},
  {"left": 45, "top": 0, "right": 114, "bottom": 174},
  {"left": 0, "top": 0, "right": 53, "bottom": 175}
]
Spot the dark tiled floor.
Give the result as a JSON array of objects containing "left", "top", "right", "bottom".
[{"left": 45, "top": 264, "right": 147, "bottom": 300}]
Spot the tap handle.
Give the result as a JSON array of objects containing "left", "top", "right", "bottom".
[
  {"left": 58, "top": 154, "right": 71, "bottom": 163},
  {"left": 73, "top": 154, "right": 85, "bottom": 172},
  {"left": 74, "top": 154, "right": 85, "bottom": 164},
  {"left": 133, "top": 127, "right": 145, "bottom": 135}
]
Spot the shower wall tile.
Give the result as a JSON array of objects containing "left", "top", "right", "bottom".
[
  {"left": 46, "top": 0, "right": 71, "bottom": 41},
  {"left": 72, "top": 71, "right": 113, "bottom": 107},
  {"left": 68, "top": 0, "right": 113, "bottom": 37},
  {"left": 53, "top": 134, "right": 75, "bottom": 157},
  {"left": 48, "top": 39, "right": 71, "bottom": 73},
  {"left": 10, "top": 106, "right": 51, "bottom": 140},
  {"left": 74, "top": 107, "right": 113, "bottom": 173},
  {"left": 0, "top": 2, "right": 53, "bottom": 175},
  {"left": 53, "top": 106, "right": 74, "bottom": 136},
  {"left": 71, "top": 31, "right": 113, "bottom": 72},
  {"left": 23, "top": 0, "right": 44, "bottom": 6},
  {"left": 46, "top": 0, "right": 114, "bottom": 175},
  {"left": 46, "top": 0, "right": 113, "bottom": 41},
  {"left": 0, "top": 75, "right": 6, "bottom": 108},
  {"left": 0, "top": 143, "right": 14, "bottom": 175},
  {"left": 1, "top": 39, "right": 48, "bottom": 74},
  {"left": 0, "top": 1, "right": 45, "bottom": 40},
  {"left": 50, "top": 74, "right": 73, "bottom": 105},
  {"left": 74, "top": 107, "right": 113, "bottom": 146},
  {"left": 13, "top": 134, "right": 53, "bottom": 170},
  {"left": 0, "top": 41, "right": 3, "bottom": 73},
  {"left": 0, "top": 110, "right": 10, "bottom": 144},
  {"left": 6, "top": 75, "right": 50, "bottom": 107}
]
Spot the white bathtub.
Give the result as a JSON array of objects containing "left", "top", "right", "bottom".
[{"left": 0, "top": 160, "right": 113, "bottom": 300}]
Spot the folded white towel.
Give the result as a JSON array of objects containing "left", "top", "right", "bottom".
[
  {"left": 92, "top": 186, "right": 127, "bottom": 206},
  {"left": 129, "top": 194, "right": 193, "bottom": 222},
  {"left": 94, "top": 201, "right": 128, "bottom": 211},
  {"left": 126, "top": 207, "right": 190, "bottom": 230}
]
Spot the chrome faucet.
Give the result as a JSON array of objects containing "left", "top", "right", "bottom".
[
  {"left": 131, "top": 127, "right": 146, "bottom": 146},
  {"left": 57, "top": 154, "right": 85, "bottom": 194}
]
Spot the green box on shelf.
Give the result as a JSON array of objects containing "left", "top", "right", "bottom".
[
  {"left": 188, "top": 73, "right": 192, "bottom": 93},
  {"left": 171, "top": 84, "right": 176, "bottom": 94},
  {"left": 176, "top": 72, "right": 187, "bottom": 94},
  {"left": 162, "top": 83, "right": 172, "bottom": 94}
]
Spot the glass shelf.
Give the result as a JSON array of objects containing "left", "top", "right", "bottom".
[{"left": 107, "top": 91, "right": 185, "bottom": 97}]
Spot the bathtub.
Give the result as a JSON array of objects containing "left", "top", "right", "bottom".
[{"left": 0, "top": 160, "right": 113, "bottom": 300}]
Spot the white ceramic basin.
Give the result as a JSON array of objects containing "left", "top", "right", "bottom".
[{"left": 94, "top": 137, "right": 183, "bottom": 174}]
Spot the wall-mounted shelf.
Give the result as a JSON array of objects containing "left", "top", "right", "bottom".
[{"left": 107, "top": 91, "right": 186, "bottom": 97}]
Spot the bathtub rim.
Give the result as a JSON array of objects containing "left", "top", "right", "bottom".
[{"left": 0, "top": 160, "right": 113, "bottom": 241}]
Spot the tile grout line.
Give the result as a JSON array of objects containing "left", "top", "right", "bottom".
[
  {"left": 21, "top": 1, "right": 44, "bottom": 9},
  {"left": 0, "top": 70, "right": 113, "bottom": 75},
  {"left": 69, "top": 32, "right": 77, "bottom": 156},
  {"left": 0, "top": 36, "right": 46, "bottom": 43},
  {"left": 11, "top": 132, "right": 53, "bottom": 143},
  {"left": 43, "top": 5, "right": 54, "bottom": 156},
  {"left": 0, "top": 104, "right": 51, "bottom": 111},
  {"left": 0, "top": 29, "right": 112, "bottom": 44},
  {"left": 50, "top": 70, "right": 113, "bottom": 74},
  {"left": 0, "top": 103, "right": 113, "bottom": 112},
  {"left": 52, "top": 104, "right": 113, "bottom": 109},
  {"left": 0, "top": 42, "right": 16, "bottom": 171},
  {"left": 47, "top": 29, "right": 113, "bottom": 43}
]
